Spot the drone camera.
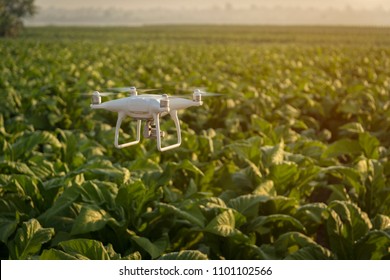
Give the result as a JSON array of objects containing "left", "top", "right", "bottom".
[
  {"left": 91, "top": 91, "right": 101, "bottom": 105},
  {"left": 144, "top": 121, "right": 165, "bottom": 139}
]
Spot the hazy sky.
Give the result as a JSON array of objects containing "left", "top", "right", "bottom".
[{"left": 35, "top": 0, "right": 390, "bottom": 10}]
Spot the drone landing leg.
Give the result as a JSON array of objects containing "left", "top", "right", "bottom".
[
  {"left": 154, "top": 110, "right": 181, "bottom": 152},
  {"left": 114, "top": 113, "right": 142, "bottom": 149}
]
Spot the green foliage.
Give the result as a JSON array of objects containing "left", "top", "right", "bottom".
[{"left": 0, "top": 26, "right": 390, "bottom": 260}]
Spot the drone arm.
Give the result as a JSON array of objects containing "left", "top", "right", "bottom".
[
  {"left": 154, "top": 110, "right": 182, "bottom": 152},
  {"left": 114, "top": 113, "right": 141, "bottom": 149}
]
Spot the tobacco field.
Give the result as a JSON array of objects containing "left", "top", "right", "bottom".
[{"left": 0, "top": 26, "right": 390, "bottom": 260}]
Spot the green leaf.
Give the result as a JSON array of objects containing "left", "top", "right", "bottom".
[
  {"left": 71, "top": 205, "right": 113, "bottom": 235},
  {"left": 0, "top": 160, "right": 35, "bottom": 176},
  {"left": 326, "top": 201, "right": 372, "bottom": 259},
  {"left": 122, "top": 251, "right": 142, "bottom": 260},
  {"left": 322, "top": 166, "right": 364, "bottom": 197},
  {"left": 359, "top": 132, "right": 380, "bottom": 159},
  {"left": 177, "top": 159, "right": 204, "bottom": 176},
  {"left": 371, "top": 214, "right": 390, "bottom": 230},
  {"left": 158, "top": 202, "right": 206, "bottom": 228},
  {"left": 269, "top": 162, "right": 298, "bottom": 188},
  {"left": 275, "top": 231, "right": 332, "bottom": 259},
  {"left": 11, "top": 131, "right": 62, "bottom": 160},
  {"left": 58, "top": 239, "right": 110, "bottom": 260},
  {"left": 72, "top": 159, "right": 127, "bottom": 183},
  {"left": 339, "top": 122, "right": 365, "bottom": 134},
  {"left": 205, "top": 209, "right": 236, "bottom": 236},
  {"left": 261, "top": 141, "right": 285, "bottom": 167},
  {"left": 249, "top": 214, "right": 306, "bottom": 236},
  {"left": 131, "top": 235, "right": 168, "bottom": 259},
  {"left": 228, "top": 194, "right": 268, "bottom": 218},
  {"left": 323, "top": 139, "right": 361, "bottom": 159},
  {"left": 205, "top": 209, "right": 248, "bottom": 242},
  {"left": 253, "top": 180, "right": 276, "bottom": 196},
  {"left": 40, "top": 248, "right": 78, "bottom": 260},
  {"left": 9, "top": 219, "right": 54, "bottom": 259},
  {"left": 38, "top": 185, "right": 82, "bottom": 230},
  {"left": 0, "top": 216, "right": 19, "bottom": 243},
  {"left": 354, "top": 230, "right": 390, "bottom": 260},
  {"left": 258, "top": 196, "right": 298, "bottom": 215},
  {"left": 158, "top": 250, "right": 208, "bottom": 260},
  {"left": 295, "top": 203, "right": 328, "bottom": 232},
  {"left": 329, "top": 201, "right": 372, "bottom": 241}
]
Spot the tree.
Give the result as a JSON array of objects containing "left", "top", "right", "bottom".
[{"left": 0, "top": 0, "right": 36, "bottom": 37}]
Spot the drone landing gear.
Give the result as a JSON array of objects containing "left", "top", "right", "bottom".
[
  {"left": 114, "top": 110, "right": 181, "bottom": 152},
  {"left": 114, "top": 112, "right": 141, "bottom": 149},
  {"left": 154, "top": 110, "right": 181, "bottom": 152}
]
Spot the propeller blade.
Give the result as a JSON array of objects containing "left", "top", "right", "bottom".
[
  {"left": 175, "top": 86, "right": 207, "bottom": 92},
  {"left": 81, "top": 92, "right": 117, "bottom": 96},
  {"left": 172, "top": 88, "right": 223, "bottom": 98},
  {"left": 198, "top": 91, "right": 223, "bottom": 97},
  {"left": 108, "top": 87, "right": 160, "bottom": 93}
]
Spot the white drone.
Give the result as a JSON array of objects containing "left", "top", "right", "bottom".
[{"left": 89, "top": 86, "right": 215, "bottom": 151}]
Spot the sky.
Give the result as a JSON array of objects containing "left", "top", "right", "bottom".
[{"left": 35, "top": 0, "right": 390, "bottom": 10}]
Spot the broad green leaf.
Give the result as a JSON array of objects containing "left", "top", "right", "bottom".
[
  {"left": 71, "top": 159, "right": 127, "bottom": 183},
  {"left": 122, "top": 251, "right": 142, "bottom": 260},
  {"left": 158, "top": 202, "right": 205, "bottom": 228},
  {"left": 249, "top": 214, "right": 306, "bottom": 236},
  {"left": 0, "top": 216, "right": 19, "bottom": 243},
  {"left": 359, "top": 132, "right": 380, "bottom": 159},
  {"left": 71, "top": 205, "right": 113, "bottom": 235},
  {"left": 205, "top": 209, "right": 235, "bottom": 236},
  {"left": 177, "top": 159, "right": 204, "bottom": 176},
  {"left": 329, "top": 201, "right": 372, "bottom": 241},
  {"left": 285, "top": 246, "right": 334, "bottom": 260},
  {"left": 295, "top": 203, "right": 328, "bottom": 232},
  {"left": 275, "top": 231, "right": 332, "bottom": 259},
  {"left": 269, "top": 162, "right": 298, "bottom": 189},
  {"left": 323, "top": 139, "right": 361, "bottom": 159},
  {"left": 11, "top": 131, "right": 62, "bottom": 160},
  {"left": 326, "top": 208, "right": 350, "bottom": 259},
  {"left": 227, "top": 194, "right": 268, "bottom": 217},
  {"left": 40, "top": 248, "right": 78, "bottom": 260},
  {"left": 326, "top": 201, "right": 372, "bottom": 259},
  {"left": 79, "top": 180, "right": 117, "bottom": 206},
  {"left": 9, "top": 219, "right": 54, "bottom": 259},
  {"left": 158, "top": 250, "right": 208, "bottom": 260},
  {"left": 261, "top": 141, "right": 285, "bottom": 167},
  {"left": 59, "top": 239, "right": 110, "bottom": 260},
  {"left": 371, "top": 214, "right": 390, "bottom": 230},
  {"left": 0, "top": 160, "right": 35, "bottom": 176},
  {"left": 226, "top": 136, "right": 262, "bottom": 163},
  {"left": 258, "top": 196, "right": 298, "bottom": 215},
  {"left": 131, "top": 235, "right": 168, "bottom": 259},
  {"left": 201, "top": 197, "right": 228, "bottom": 210},
  {"left": 204, "top": 209, "right": 248, "bottom": 242},
  {"left": 322, "top": 166, "right": 364, "bottom": 197},
  {"left": 253, "top": 180, "right": 276, "bottom": 196},
  {"left": 354, "top": 230, "right": 390, "bottom": 260},
  {"left": 38, "top": 185, "right": 82, "bottom": 230},
  {"left": 116, "top": 181, "right": 162, "bottom": 221},
  {"left": 339, "top": 122, "right": 365, "bottom": 134}
]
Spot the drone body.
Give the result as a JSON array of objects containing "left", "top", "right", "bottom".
[{"left": 90, "top": 87, "right": 204, "bottom": 151}]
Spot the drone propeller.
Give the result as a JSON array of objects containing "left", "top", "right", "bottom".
[
  {"left": 172, "top": 88, "right": 223, "bottom": 98},
  {"left": 108, "top": 87, "right": 160, "bottom": 93},
  {"left": 82, "top": 91, "right": 117, "bottom": 96}
]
